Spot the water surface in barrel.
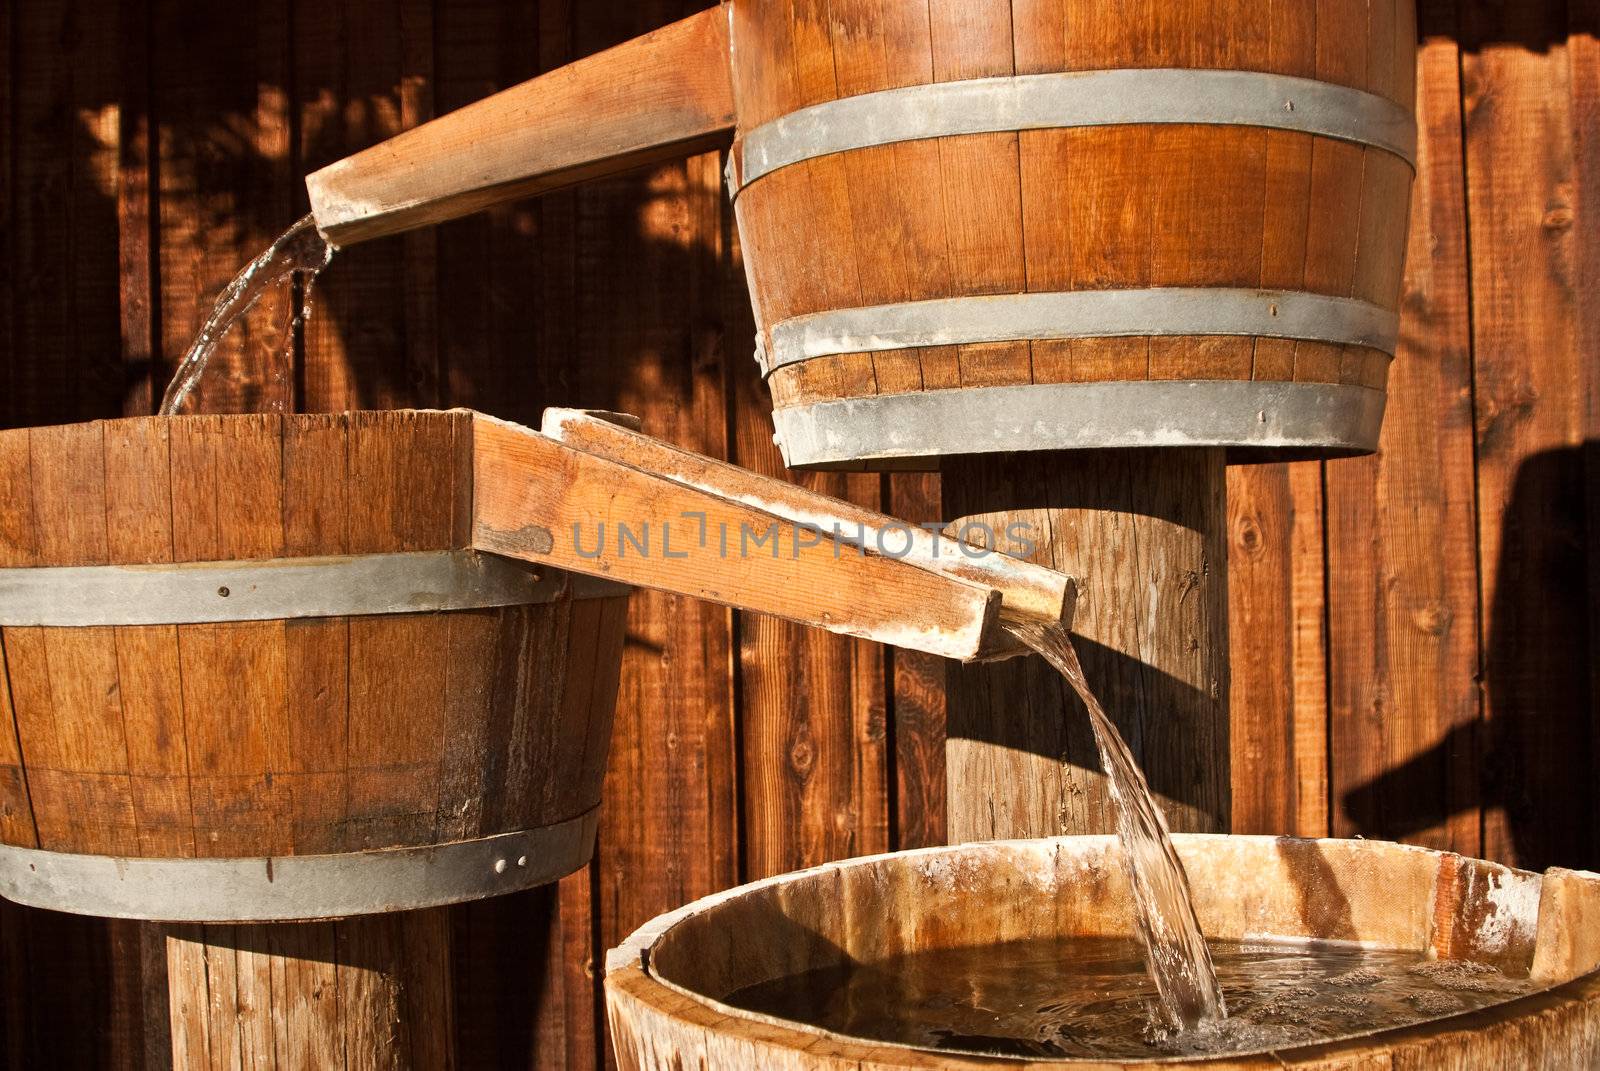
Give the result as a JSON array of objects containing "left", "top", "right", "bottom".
[
  {"left": 1005, "top": 619, "right": 1225, "bottom": 1034},
  {"left": 160, "top": 214, "right": 333, "bottom": 415},
  {"left": 726, "top": 935, "right": 1534, "bottom": 1060}
]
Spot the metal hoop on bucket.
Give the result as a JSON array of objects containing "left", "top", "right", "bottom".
[
  {"left": 755, "top": 289, "right": 1400, "bottom": 377},
  {"left": 769, "top": 381, "right": 1388, "bottom": 470},
  {"left": 729, "top": 68, "right": 1418, "bottom": 192},
  {"left": 0, "top": 808, "right": 600, "bottom": 922},
  {"left": 0, "top": 549, "right": 629, "bottom": 627}
]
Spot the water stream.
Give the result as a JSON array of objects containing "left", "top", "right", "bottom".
[
  {"left": 1003, "top": 619, "right": 1227, "bottom": 1035},
  {"left": 159, "top": 214, "right": 333, "bottom": 415}
]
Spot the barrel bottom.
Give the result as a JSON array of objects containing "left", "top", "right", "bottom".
[{"left": 770, "top": 381, "right": 1386, "bottom": 470}]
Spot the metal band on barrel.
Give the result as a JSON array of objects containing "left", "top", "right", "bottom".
[
  {"left": 759, "top": 289, "right": 1398, "bottom": 375},
  {"left": 770, "top": 381, "right": 1387, "bottom": 468},
  {"left": 731, "top": 69, "right": 1417, "bottom": 191},
  {"left": 0, "top": 808, "right": 599, "bottom": 921},
  {"left": 0, "top": 550, "right": 630, "bottom": 627}
]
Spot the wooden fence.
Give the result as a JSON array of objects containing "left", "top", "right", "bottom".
[{"left": 0, "top": 1, "right": 1595, "bottom": 1066}]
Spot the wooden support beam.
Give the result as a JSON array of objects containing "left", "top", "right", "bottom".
[
  {"left": 942, "top": 449, "right": 1231, "bottom": 841},
  {"left": 160, "top": 913, "right": 453, "bottom": 1069},
  {"left": 306, "top": 6, "right": 735, "bottom": 246}
]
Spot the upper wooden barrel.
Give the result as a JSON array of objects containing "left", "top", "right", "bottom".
[
  {"left": 726, "top": 0, "right": 1418, "bottom": 469},
  {"left": 0, "top": 411, "right": 628, "bottom": 921},
  {"left": 606, "top": 835, "right": 1600, "bottom": 1068}
]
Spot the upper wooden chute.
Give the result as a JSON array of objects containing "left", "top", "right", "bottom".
[{"left": 305, "top": 6, "right": 736, "bottom": 246}]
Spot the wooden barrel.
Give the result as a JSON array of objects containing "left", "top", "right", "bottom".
[
  {"left": 725, "top": 1, "right": 1418, "bottom": 469},
  {"left": 0, "top": 410, "right": 628, "bottom": 922},
  {"left": 606, "top": 835, "right": 1600, "bottom": 1068}
]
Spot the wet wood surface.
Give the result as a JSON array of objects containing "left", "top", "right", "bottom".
[{"left": 1, "top": 1, "right": 1597, "bottom": 1067}]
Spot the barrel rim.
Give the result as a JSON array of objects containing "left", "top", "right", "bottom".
[
  {"left": 0, "top": 807, "right": 600, "bottom": 921},
  {"left": 729, "top": 69, "right": 1418, "bottom": 193},
  {"left": 769, "top": 381, "right": 1387, "bottom": 469}
]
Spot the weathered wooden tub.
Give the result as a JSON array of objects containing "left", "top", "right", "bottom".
[
  {"left": 0, "top": 410, "right": 630, "bottom": 922},
  {"left": 606, "top": 835, "right": 1600, "bottom": 1068}
]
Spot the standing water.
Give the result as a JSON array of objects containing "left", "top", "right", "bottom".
[
  {"left": 1004, "top": 619, "right": 1226, "bottom": 1035},
  {"left": 159, "top": 214, "right": 333, "bottom": 415}
]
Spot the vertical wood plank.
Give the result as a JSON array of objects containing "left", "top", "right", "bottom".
[
  {"left": 1227, "top": 461, "right": 1330, "bottom": 837},
  {"left": 295, "top": 0, "right": 438, "bottom": 412},
  {"left": 1328, "top": 16, "right": 1480, "bottom": 857},
  {"left": 10, "top": 1, "right": 126, "bottom": 425},
  {"left": 1464, "top": 0, "right": 1593, "bottom": 871},
  {"left": 105, "top": 419, "right": 196, "bottom": 858},
  {"left": 886, "top": 472, "right": 947, "bottom": 850},
  {"left": 1571, "top": 0, "right": 1600, "bottom": 864},
  {"left": 120, "top": 0, "right": 158, "bottom": 418},
  {"left": 429, "top": 6, "right": 599, "bottom": 1067},
  {"left": 169, "top": 415, "right": 289, "bottom": 858}
]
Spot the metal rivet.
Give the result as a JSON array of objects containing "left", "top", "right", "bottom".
[
  {"left": 217, "top": 586, "right": 230, "bottom": 597},
  {"left": 516, "top": 855, "right": 528, "bottom": 868},
  {"left": 494, "top": 858, "right": 508, "bottom": 874}
]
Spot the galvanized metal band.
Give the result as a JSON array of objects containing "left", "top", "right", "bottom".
[
  {"left": 0, "top": 550, "right": 630, "bottom": 627},
  {"left": 732, "top": 68, "right": 1416, "bottom": 191},
  {"left": 0, "top": 808, "right": 600, "bottom": 922},
  {"left": 760, "top": 289, "right": 1398, "bottom": 375},
  {"left": 770, "top": 381, "right": 1387, "bottom": 468}
]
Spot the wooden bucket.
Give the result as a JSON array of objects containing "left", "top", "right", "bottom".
[
  {"left": 0, "top": 410, "right": 629, "bottom": 922},
  {"left": 310, "top": 2, "right": 1419, "bottom": 471},
  {"left": 728, "top": 2, "right": 1419, "bottom": 469},
  {"left": 606, "top": 835, "right": 1600, "bottom": 1068}
]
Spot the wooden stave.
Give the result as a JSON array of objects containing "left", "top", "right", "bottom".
[
  {"left": 0, "top": 412, "right": 628, "bottom": 883},
  {"left": 725, "top": 0, "right": 1418, "bottom": 456},
  {"left": 604, "top": 834, "right": 1600, "bottom": 1070}
]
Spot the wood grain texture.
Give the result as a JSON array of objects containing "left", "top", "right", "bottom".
[
  {"left": 471, "top": 415, "right": 1002, "bottom": 661},
  {"left": 731, "top": 0, "right": 1415, "bottom": 418},
  {"left": 729, "top": 178, "right": 893, "bottom": 881},
  {"left": 1227, "top": 461, "right": 1330, "bottom": 837},
  {"left": 296, "top": 0, "right": 439, "bottom": 411},
  {"left": 1, "top": 413, "right": 622, "bottom": 859},
  {"left": 608, "top": 836, "right": 1600, "bottom": 1069},
  {"left": 1328, "top": 22, "right": 1480, "bottom": 858},
  {"left": 7, "top": 3, "right": 1600, "bottom": 1068},
  {"left": 162, "top": 913, "right": 455, "bottom": 1071},
  {"left": 307, "top": 6, "right": 735, "bottom": 245},
  {"left": 152, "top": 1, "right": 297, "bottom": 414},
  {"left": 943, "top": 450, "right": 1231, "bottom": 841},
  {"left": 7, "top": 1, "right": 126, "bottom": 427},
  {"left": 1463, "top": 0, "right": 1594, "bottom": 873}
]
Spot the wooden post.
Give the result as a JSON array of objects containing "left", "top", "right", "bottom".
[
  {"left": 942, "top": 449, "right": 1230, "bottom": 841},
  {"left": 159, "top": 912, "right": 453, "bottom": 1069}
]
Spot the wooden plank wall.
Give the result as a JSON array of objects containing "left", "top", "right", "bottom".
[{"left": 0, "top": 2, "right": 1595, "bottom": 1067}]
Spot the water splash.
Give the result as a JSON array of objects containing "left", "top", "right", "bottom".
[
  {"left": 159, "top": 214, "right": 333, "bottom": 415},
  {"left": 1004, "top": 619, "right": 1227, "bottom": 1035}
]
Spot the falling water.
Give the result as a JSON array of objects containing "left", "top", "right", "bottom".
[
  {"left": 1004, "top": 619, "right": 1227, "bottom": 1035},
  {"left": 159, "top": 214, "right": 333, "bottom": 415}
]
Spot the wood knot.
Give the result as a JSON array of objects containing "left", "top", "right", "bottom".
[
  {"left": 1412, "top": 604, "right": 1452, "bottom": 637},
  {"left": 1542, "top": 206, "right": 1574, "bottom": 232},
  {"left": 788, "top": 730, "right": 815, "bottom": 780}
]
